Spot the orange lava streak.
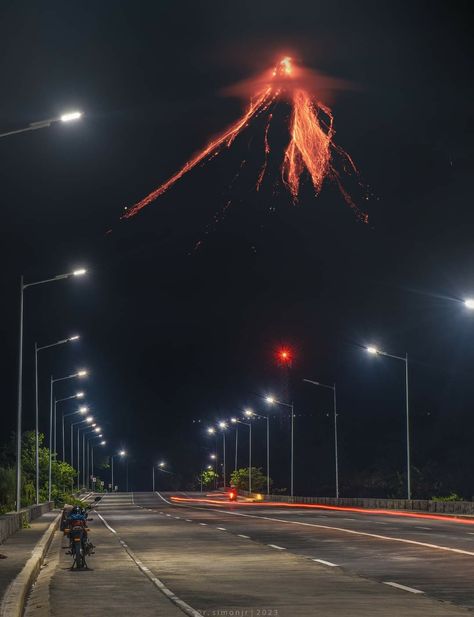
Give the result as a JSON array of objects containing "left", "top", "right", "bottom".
[
  {"left": 256, "top": 113, "right": 272, "bottom": 191},
  {"left": 122, "top": 88, "right": 273, "bottom": 219},
  {"left": 282, "top": 90, "right": 333, "bottom": 200}
]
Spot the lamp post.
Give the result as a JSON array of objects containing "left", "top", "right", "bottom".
[
  {"left": 303, "top": 379, "right": 339, "bottom": 498},
  {"left": 33, "top": 334, "right": 79, "bottom": 504},
  {"left": 56, "top": 391, "right": 84, "bottom": 461},
  {"left": 90, "top": 439, "right": 106, "bottom": 490},
  {"left": 15, "top": 268, "right": 86, "bottom": 511},
  {"left": 0, "top": 111, "right": 82, "bottom": 139},
  {"left": 266, "top": 396, "right": 295, "bottom": 497},
  {"left": 366, "top": 346, "right": 411, "bottom": 500},
  {"left": 78, "top": 424, "right": 97, "bottom": 488},
  {"left": 111, "top": 451, "right": 126, "bottom": 492},
  {"left": 70, "top": 412, "right": 91, "bottom": 467},
  {"left": 72, "top": 416, "right": 93, "bottom": 489},
  {"left": 49, "top": 370, "right": 88, "bottom": 500},
  {"left": 245, "top": 408, "right": 271, "bottom": 495},
  {"left": 208, "top": 424, "right": 228, "bottom": 488},
  {"left": 152, "top": 461, "right": 166, "bottom": 493},
  {"left": 200, "top": 465, "right": 213, "bottom": 492},
  {"left": 85, "top": 428, "right": 101, "bottom": 488},
  {"left": 64, "top": 406, "right": 88, "bottom": 464},
  {"left": 231, "top": 417, "right": 252, "bottom": 492}
]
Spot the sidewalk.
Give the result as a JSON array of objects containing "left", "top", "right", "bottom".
[{"left": 0, "top": 511, "right": 58, "bottom": 601}]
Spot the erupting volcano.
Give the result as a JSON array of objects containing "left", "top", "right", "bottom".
[{"left": 123, "top": 57, "right": 368, "bottom": 223}]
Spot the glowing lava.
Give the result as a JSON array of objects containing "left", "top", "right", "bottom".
[{"left": 123, "top": 56, "right": 367, "bottom": 222}]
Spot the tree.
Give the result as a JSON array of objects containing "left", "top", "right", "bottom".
[
  {"left": 230, "top": 467, "right": 270, "bottom": 492},
  {"left": 199, "top": 469, "right": 218, "bottom": 488}
]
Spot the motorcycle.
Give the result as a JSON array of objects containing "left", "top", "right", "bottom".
[{"left": 64, "top": 506, "right": 95, "bottom": 570}]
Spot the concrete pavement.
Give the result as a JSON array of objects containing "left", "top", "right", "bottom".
[{"left": 22, "top": 492, "right": 474, "bottom": 616}]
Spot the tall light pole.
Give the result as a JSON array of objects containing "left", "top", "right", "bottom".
[
  {"left": 303, "top": 379, "right": 339, "bottom": 498},
  {"left": 208, "top": 424, "right": 228, "bottom": 488},
  {"left": 56, "top": 391, "right": 84, "bottom": 461},
  {"left": 86, "top": 428, "right": 101, "bottom": 488},
  {"left": 69, "top": 412, "right": 91, "bottom": 466},
  {"left": 366, "top": 346, "right": 411, "bottom": 500},
  {"left": 15, "top": 268, "right": 86, "bottom": 511},
  {"left": 72, "top": 416, "right": 93, "bottom": 489},
  {"left": 111, "top": 451, "right": 126, "bottom": 492},
  {"left": 49, "top": 370, "right": 88, "bottom": 500},
  {"left": 231, "top": 417, "right": 252, "bottom": 492},
  {"left": 91, "top": 439, "right": 106, "bottom": 490},
  {"left": 0, "top": 111, "right": 82, "bottom": 139},
  {"left": 152, "top": 461, "right": 166, "bottom": 492},
  {"left": 33, "top": 334, "right": 79, "bottom": 504},
  {"left": 266, "top": 396, "right": 295, "bottom": 497},
  {"left": 245, "top": 408, "right": 271, "bottom": 495},
  {"left": 80, "top": 425, "right": 99, "bottom": 487},
  {"left": 63, "top": 405, "right": 88, "bottom": 464}
]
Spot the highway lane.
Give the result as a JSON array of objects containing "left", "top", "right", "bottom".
[
  {"left": 137, "top": 491, "right": 474, "bottom": 610},
  {"left": 24, "top": 492, "right": 474, "bottom": 616}
]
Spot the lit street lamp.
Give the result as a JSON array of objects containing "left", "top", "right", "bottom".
[
  {"left": 231, "top": 417, "right": 252, "bottom": 492},
  {"left": 48, "top": 370, "right": 88, "bottom": 500},
  {"left": 464, "top": 299, "right": 474, "bottom": 309},
  {"left": 245, "top": 408, "right": 271, "bottom": 496},
  {"left": 56, "top": 391, "right": 85, "bottom": 461},
  {"left": 366, "top": 346, "right": 411, "bottom": 499},
  {"left": 15, "top": 268, "right": 86, "bottom": 511},
  {"left": 64, "top": 406, "right": 88, "bottom": 464},
  {"left": 0, "top": 111, "right": 83, "bottom": 139},
  {"left": 303, "top": 379, "right": 339, "bottom": 498},
  {"left": 111, "top": 451, "right": 126, "bottom": 492},
  {"left": 33, "top": 334, "right": 80, "bottom": 504},
  {"left": 72, "top": 416, "right": 93, "bottom": 488},
  {"left": 90, "top": 439, "right": 106, "bottom": 490},
  {"left": 266, "top": 396, "right": 295, "bottom": 497}
]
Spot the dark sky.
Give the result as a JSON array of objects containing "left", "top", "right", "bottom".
[{"left": 1, "top": 1, "right": 473, "bottom": 496}]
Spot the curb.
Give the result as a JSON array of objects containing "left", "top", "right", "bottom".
[{"left": 0, "top": 511, "right": 61, "bottom": 617}]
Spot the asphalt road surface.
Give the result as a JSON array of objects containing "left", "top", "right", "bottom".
[{"left": 25, "top": 491, "right": 474, "bottom": 616}]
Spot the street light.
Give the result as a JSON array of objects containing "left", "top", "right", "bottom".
[
  {"left": 246, "top": 407, "right": 271, "bottom": 496},
  {"left": 266, "top": 396, "right": 295, "bottom": 497},
  {"left": 90, "top": 438, "right": 106, "bottom": 490},
  {"left": 57, "top": 391, "right": 86, "bottom": 462},
  {"left": 152, "top": 461, "right": 167, "bottom": 492},
  {"left": 111, "top": 451, "right": 126, "bottom": 492},
  {"left": 15, "top": 268, "right": 86, "bottom": 511},
  {"left": 231, "top": 417, "right": 252, "bottom": 492},
  {"left": 464, "top": 299, "right": 474, "bottom": 309},
  {"left": 33, "top": 334, "right": 80, "bottom": 504},
  {"left": 48, "top": 370, "right": 88, "bottom": 500},
  {"left": 0, "top": 111, "right": 83, "bottom": 139},
  {"left": 303, "top": 379, "right": 339, "bottom": 498},
  {"left": 366, "top": 346, "right": 411, "bottom": 499}
]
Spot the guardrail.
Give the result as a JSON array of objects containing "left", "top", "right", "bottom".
[
  {"left": 0, "top": 502, "right": 54, "bottom": 545},
  {"left": 239, "top": 492, "right": 474, "bottom": 514}
]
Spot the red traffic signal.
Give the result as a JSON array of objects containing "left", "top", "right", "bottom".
[{"left": 276, "top": 347, "right": 293, "bottom": 366}]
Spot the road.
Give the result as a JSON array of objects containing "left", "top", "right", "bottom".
[{"left": 25, "top": 491, "right": 474, "bottom": 616}]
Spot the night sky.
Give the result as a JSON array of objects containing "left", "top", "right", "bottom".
[{"left": 1, "top": 1, "right": 473, "bottom": 496}]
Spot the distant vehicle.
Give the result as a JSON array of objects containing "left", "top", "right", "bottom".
[{"left": 228, "top": 488, "right": 237, "bottom": 501}]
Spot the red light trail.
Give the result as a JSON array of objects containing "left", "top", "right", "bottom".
[
  {"left": 123, "top": 57, "right": 368, "bottom": 223},
  {"left": 169, "top": 495, "right": 474, "bottom": 526}
]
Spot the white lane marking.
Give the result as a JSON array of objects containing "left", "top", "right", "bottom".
[
  {"left": 313, "top": 558, "right": 338, "bottom": 567},
  {"left": 384, "top": 582, "right": 424, "bottom": 594},
  {"left": 199, "top": 522, "right": 207, "bottom": 526},
  {"left": 155, "top": 492, "right": 474, "bottom": 559},
  {"left": 375, "top": 521, "right": 388, "bottom": 525},
  {"left": 95, "top": 511, "right": 203, "bottom": 617},
  {"left": 174, "top": 516, "right": 181, "bottom": 519},
  {"left": 166, "top": 513, "right": 171, "bottom": 517},
  {"left": 416, "top": 526, "right": 432, "bottom": 531},
  {"left": 209, "top": 508, "right": 474, "bottom": 558},
  {"left": 343, "top": 518, "right": 356, "bottom": 521},
  {"left": 238, "top": 534, "right": 250, "bottom": 539},
  {"left": 468, "top": 532, "right": 474, "bottom": 535},
  {"left": 268, "top": 544, "right": 286, "bottom": 550},
  {"left": 216, "top": 527, "right": 227, "bottom": 531}
]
